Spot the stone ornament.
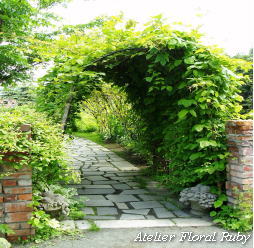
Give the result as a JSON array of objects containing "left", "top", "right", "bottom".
[
  {"left": 40, "top": 191, "right": 70, "bottom": 216},
  {"left": 179, "top": 184, "right": 217, "bottom": 216}
]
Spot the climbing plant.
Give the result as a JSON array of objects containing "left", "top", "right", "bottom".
[{"left": 36, "top": 15, "right": 250, "bottom": 192}]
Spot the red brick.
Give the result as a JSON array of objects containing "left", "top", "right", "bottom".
[
  {"left": 20, "top": 223, "right": 32, "bottom": 229},
  {"left": 5, "top": 212, "right": 32, "bottom": 222},
  {"left": 4, "top": 195, "right": 17, "bottom": 202},
  {"left": 5, "top": 202, "right": 33, "bottom": 213},
  {"left": 243, "top": 166, "right": 253, "bottom": 171},
  {"left": 18, "top": 193, "right": 32, "bottom": 201},
  {"left": 230, "top": 170, "right": 253, "bottom": 178},
  {"left": 7, "top": 229, "right": 33, "bottom": 237},
  {"left": 2, "top": 180, "right": 17, "bottom": 187},
  {"left": 7, "top": 223, "right": 20, "bottom": 230},
  {"left": 3, "top": 186, "right": 32, "bottom": 195},
  {"left": 4, "top": 172, "right": 31, "bottom": 179}
]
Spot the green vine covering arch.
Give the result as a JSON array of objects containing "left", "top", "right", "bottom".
[{"left": 36, "top": 15, "right": 250, "bottom": 192}]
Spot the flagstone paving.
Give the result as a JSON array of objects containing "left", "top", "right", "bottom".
[{"left": 63, "top": 137, "right": 213, "bottom": 229}]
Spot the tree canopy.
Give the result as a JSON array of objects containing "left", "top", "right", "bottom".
[{"left": 0, "top": 0, "right": 68, "bottom": 85}]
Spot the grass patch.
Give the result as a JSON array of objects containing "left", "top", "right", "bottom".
[
  {"left": 88, "top": 221, "right": 100, "bottom": 232},
  {"left": 72, "top": 131, "right": 105, "bottom": 145}
]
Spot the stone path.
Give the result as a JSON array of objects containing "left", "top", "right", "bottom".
[{"left": 62, "top": 137, "right": 213, "bottom": 229}]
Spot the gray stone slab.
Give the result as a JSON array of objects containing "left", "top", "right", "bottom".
[
  {"left": 82, "top": 185, "right": 113, "bottom": 189},
  {"left": 81, "top": 180, "right": 92, "bottom": 185},
  {"left": 153, "top": 207, "right": 175, "bottom": 218},
  {"left": 93, "top": 180, "right": 119, "bottom": 185},
  {"left": 116, "top": 172, "right": 142, "bottom": 176},
  {"left": 75, "top": 220, "right": 91, "bottom": 230},
  {"left": 60, "top": 220, "right": 75, "bottom": 230},
  {"left": 82, "top": 207, "right": 95, "bottom": 215},
  {"left": 115, "top": 178, "right": 134, "bottom": 182},
  {"left": 146, "top": 215, "right": 156, "bottom": 220},
  {"left": 172, "top": 218, "right": 214, "bottom": 226},
  {"left": 106, "top": 194, "right": 139, "bottom": 203},
  {"left": 85, "top": 200, "right": 114, "bottom": 207},
  {"left": 84, "top": 215, "right": 117, "bottom": 220},
  {"left": 126, "top": 182, "right": 139, "bottom": 187},
  {"left": 98, "top": 167, "right": 118, "bottom": 171},
  {"left": 77, "top": 157, "right": 89, "bottom": 162},
  {"left": 94, "top": 219, "right": 175, "bottom": 229},
  {"left": 97, "top": 207, "right": 118, "bottom": 215},
  {"left": 92, "top": 162, "right": 113, "bottom": 167},
  {"left": 112, "top": 184, "right": 131, "bottom": 190},
  {"left": 161, "top": 201, "right": 180, "bottom": 210},
  {"left": 120, "top": 189, "right": 149, "bottom": 195},
  {"left": 85, "top": 195, "right": 106, "bottom": 200},
  {"left": 84, "top": 176, "right": 106, "bottom": 181},
  {"left": 104, "top": 173, "right": 116, "bottom": 177},
  {"left": 109, "top": 176, "right": 133, "bottom": 181},
  {"left": 122, "top": 209, "right": 150, "bottom": 215},
  {"left": 138, "top": 194, "right": 165, "bottom": 201},
  {"left": 111, "top": 161, "right": 139, "bottom": 171},
  {"left": 78, "top": 188, "right": 115, "bottom": 195},
  {"left": 172, "top": 210, "right": 191, "bottom": 217},
  {"left": 120, "top": 214, "right": 145, "bottom": 220},
  {"left": 109, "top": 157, "right": 125, "bottom": 162},
  {"left": 115, "top": 202, "right": 129, "bottom": 210},
  {"left": 130, "top": 201, "right": 163, "bottom": 209},
  {"left": 83, "top": 171, "right": 105, "bottom": 176}
]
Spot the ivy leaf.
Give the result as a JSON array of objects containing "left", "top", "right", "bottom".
[
  {"left": 146, "top": 47, "right": 158, "bottom": 59},
  {"left": 190, "top": 152, "right": 204, "bottom": 160},
  {"left": 145, "top": 77, "right": 153, "bottom": 82},
  {"left": 174, "top": 60, "right": 182, "bottom": 67},
  {"left": 214, "top": 199, "right": 223, "bottom": 208},
  {"left": 178, "top": 109, "right": 189, "bottom": 120},
  {"left": 198, "top": 139, "right": 218, "bottom": 148},
  {"left": 184, "top": 56, "right": 195, "bottom": 64},
  {"left": 155, "top": 53, "right": 169, "bottom": 66},
  {"left": 178, "top": 99, "right": 196, "bottom": 107},
  {"left": 192, "top": 124, "right": 204, "bottom": 132},
  {"left": 210, "top": 211, "right": 217, "bottom": 217},
  {"left": 214, "top": 161, "right": 225, "bottom": 171},
  {"left": 166, "top": 86, "right": 173, "bottom": 92},
  {"left": 189, "top": 109, "right": 197, "bottom": 117},
  {"left": 177, "top": 82, "right": 187, "bottom": 89}
]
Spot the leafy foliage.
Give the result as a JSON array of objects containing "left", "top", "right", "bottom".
[
  {"left": 0, "top": 0, "right": 68, "bottom": 85},
  {"left": 36, "top": 15, "right": 249, "bottom": 193},
  {"left": 233, "top": 49, "right": 253, "bottom": 114},
  {"left": 210, "top": 190, "right": 253, "bottom": 232},
  {"left": 0, "top": 105, "right": 74, "bottom": 189}
]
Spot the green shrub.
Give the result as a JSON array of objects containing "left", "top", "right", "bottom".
[
  {"left": 210, "top": 190, "right": 253, "bottom": 232},
  {"left": 75, "top": 112, "right": 98, "bottom": 133},
  {"left": 69, "top": 210, "right": 85, "bottom": 220},
  {"left": 0, "top": 105, "right": 75, "bottom": 190}
]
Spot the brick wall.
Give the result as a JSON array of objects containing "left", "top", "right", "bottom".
[
  {"left": 225, "top": 120, "right": 253, "bottom": 204},
  {"left": 0, "top": 124, "right": 34, "bottom": 242}
]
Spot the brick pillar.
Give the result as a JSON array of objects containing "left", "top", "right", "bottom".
[
  {"left": 0, "top": 124, "right": 34, "bottom": 242},
  {"left": 225, "top": 120, "right": 253, "bottom": 205}
]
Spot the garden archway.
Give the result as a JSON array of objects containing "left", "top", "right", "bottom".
[
  {"left": 78, "top": 41, "right": 243, "bottom": 192},
  {"left": 37, "top": 17, "right": 245, "bottom": 192}
]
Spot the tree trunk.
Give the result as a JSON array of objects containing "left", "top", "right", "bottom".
[{"left": 61, "top": 86, "right": 74, "bottom": 131}]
